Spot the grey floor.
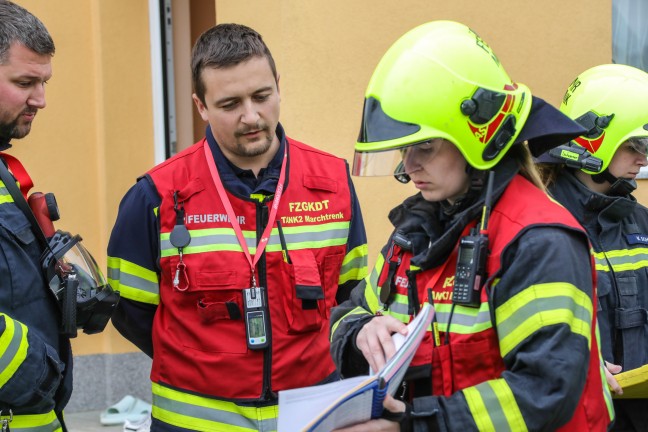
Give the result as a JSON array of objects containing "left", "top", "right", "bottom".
[{"left": 66, "top": 410, "right": 124, "bottom": 432}]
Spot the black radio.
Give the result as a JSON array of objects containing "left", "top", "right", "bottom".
[
  {"left": 453, "top": 230, "right": 488, "bottom": 307},
  {"left": 452, "top": 171, "right": 494, "bottom": 308}
]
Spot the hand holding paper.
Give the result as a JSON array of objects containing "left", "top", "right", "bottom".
[
  {"left": 356, "top": 314, "right": 409, "bottom": 373},
  {"left": 278, "top": 303, "right": 434, "bottom": 432}
]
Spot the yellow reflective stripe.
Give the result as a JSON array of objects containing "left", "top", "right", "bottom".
[
  {"left": 381, "top": 293, "right": 411, "bottom": 323},
  {"left": 600, "top": 357, "right": 615, "bottom": 421},
  {"left": 330, "top": 306, "right": 373, "bottom": 341},
  {"left": 152, "top": 382, "right": 277, "bottom": 431},
  {"left": 593, "top": 248, "right": 648, "bottom": 272},
  {"left": 0, "top": 182, "right": 13, "bottom": 204},
  {"left": 160, "top": 222, "right": 350, "bottom": 257},
  {"left": 339, "top": 244, "right": 369, "bottom": 284},
  {"left": 364, "top": 255, "right": 384, "bottom": 312},
  {"left": 5, "top": 411, "right": 61, "bottom": 431},
  {"left": 595, "top": 262, "right": 610, "bottom": 272},
  {"left": 434, "top": 302, "right": 492, "bottom": 334},
  {"left": 593, "top": 248, "right": 648, "bottom": 259},
  {"left": 107, "top": 257, "right": 159, "bottom": 305},
  {"left": 463, "top": 379, "right": 527, "bottom": 432},
  {"left": 496, "top": 283, "right": 592, "bottom": 357},
  {"left": 0, "top": 314, "right": 28, "bottom": 387},
  {"left": 594, "top": 322, "right": 615, "bottom": 421}
]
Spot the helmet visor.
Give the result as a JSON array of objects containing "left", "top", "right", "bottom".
[
  {"left": 626, "top": 138, "right": 648, "bottom": 156},
  {"left": 352, "top": 139, "right": 446, "bottom": 177},
  {"left": 49, "top": 241, "right": 108, "bottom": 300}
]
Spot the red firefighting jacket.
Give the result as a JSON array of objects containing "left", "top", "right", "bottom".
[
  {"left": 333, "top": 174, "right": 613, "bottom": 431},
  {"left": 147, "top": 137, "right": 352, "bottom": 400}
]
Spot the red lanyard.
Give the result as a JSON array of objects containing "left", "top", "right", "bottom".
[
  {"left": 203, "top": 140, "right": 287, "bottom": 287},
  {"left": 0, "top": 152, "right": 33, "bottom": 198}
]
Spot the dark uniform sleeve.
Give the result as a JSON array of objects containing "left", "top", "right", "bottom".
[
  {"left": 0, "top": 314, "right": 64, "bottom": 409},
  {"left": 333, "top": 226, "right": 599, "bottom": 431},
  {"left": 330, "top": 239, "right": 392, "bottom": 377},
  {"left": 417, "top": 227, "right": 597, "bottom": 432},
  {"left": 0, "top": 195, "right": 66, "bottom": 408},
  {"left": 335, "top": 163, "right": 369, "bottom": 304},
  {"left": 107, "top": 177, "right": 161, "bottom": 358}
]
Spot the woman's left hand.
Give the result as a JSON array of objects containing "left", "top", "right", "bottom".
[{"left": 332, "top": 395, "right": 405, "bottom": 431}]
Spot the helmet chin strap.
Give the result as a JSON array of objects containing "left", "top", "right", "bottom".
[
  {"left": 591, "top": 169, "right": 637, "bottom": 196},
  {"left": 442, "top": 164, "right": 486, "bottom": 215}
]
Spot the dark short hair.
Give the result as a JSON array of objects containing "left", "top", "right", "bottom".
[
  {"left": 0, "top": 0, "right": 54, "bottom": 64},
  {"left": 191, "top": 23, "right": 277, "bottom": 104}
]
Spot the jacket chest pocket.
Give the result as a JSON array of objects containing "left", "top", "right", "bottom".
[
  {"left": 431, "top": 334, "right": 505, "bottom": 395},
  {"left": 277, "top": 249, "right": 343, "bottom": 334},
  {"left": 164, "top": 257, "right": 248, "bottom": 354},
  {"left": 0, "top": 216, "right": 47, "bottom": 309}
]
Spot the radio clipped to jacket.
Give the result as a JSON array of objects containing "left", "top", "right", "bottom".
[
  {"left": 453, "top": 229, "right": 489, "bottom": 307},
  {"left": 453, "top": 171, "right": 494, "bottom": 308}
]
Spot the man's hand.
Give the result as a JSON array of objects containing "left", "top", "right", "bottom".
[
  {"left": 356, "top": 315, "right": 408, "bottom": 372},
  {"left": 604, "top": 361, "right": 623, "bottom": 395}
]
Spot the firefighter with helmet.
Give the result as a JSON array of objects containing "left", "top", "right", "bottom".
[
  {"left": 538, "top": 63, "right": 648, "bottom": 431},
  {"left": 330, "top": 21, "right": 613, "bottom": 431}
]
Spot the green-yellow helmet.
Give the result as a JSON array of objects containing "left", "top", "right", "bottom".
[
  {"left": 353, "top": 20, "right": 533, "bottom": 176},
  {"left": 560, "top": 64, "right": 648, "bottom": 174}
]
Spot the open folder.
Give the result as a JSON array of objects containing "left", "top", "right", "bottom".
[
  {"left": 278, "top": 302, "right": 435, "bottom": 432},
  {"left": 613, "top": 363, "right": 648, "bottom": 399}
]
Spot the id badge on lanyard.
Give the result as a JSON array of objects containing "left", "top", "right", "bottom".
[
  {"left": 204, "top": 140, "right": 287, "bottom": 350},
  {"left": 243, "top": 286, "right": 270, "bottom": 349}
]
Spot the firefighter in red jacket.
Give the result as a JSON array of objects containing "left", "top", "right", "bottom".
[
  {"left": 108, "top": 24, "right": 368, "bottom": 431},
  {"left": 330, "top": 21, "right": 613, "bottom": 431}
]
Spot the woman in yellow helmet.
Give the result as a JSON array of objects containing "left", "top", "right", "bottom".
[
  {"left": 538, "top": 64, "right": 648, "bottom": 431},
  {"left": 330, "top": 21, "right": 613, "bottom": 431}
]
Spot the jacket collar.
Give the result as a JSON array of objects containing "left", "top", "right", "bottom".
[
  {"left": 551, "top": 171, "right": 637, "bottom": 224},
  {"left": 205, "top": 123, "right": 287, "bottom": 199},
  {"left": 389, "top": 155, "right": 519, "bottom": 270}
]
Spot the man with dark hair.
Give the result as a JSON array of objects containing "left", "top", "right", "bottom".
[
  {"left": 0, "top": 1, "right": 72, "bottom": 431},
  {"left": 108, "top": 23, "right": 368, "bottom": 431}
]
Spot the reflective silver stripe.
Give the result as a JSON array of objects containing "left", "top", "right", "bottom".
[
  {"left": 161, "top": 226, "right": 349, "bottom": 256},
  {"left": 161, "top": 232, "right": 243, "bottom": 253},
  {"left": 10, "top": 421, "right": 62, "bottom": 432},
  {"left": 107, "top": 267, "right": 159, "bottom": 295},
  {"left": 6, "top": 413, "right": 61, "bottom": 432},
  {"left": 280, "top": 227, "right": 349, "bottom": 247},
  {"left": 435, "top": 308, "right": 492, "bottom": 328},
  {"left": 0, "top": 183, "right": 12, "bottom": 204},
  {"left": 497, "top": 295, "right": 589, "bottom": 339},
  {"left": 471, "top": 382, "right": 512, "bottom": 432},
  {"left": 154, "top": 394, "right": 277, "bottom": 431},
  {"left": 596, "top": 251, "right": 648, "bottom": 271},
  {"left": 0, "top": 319, "right": 24, "bottom": 376},
  {"left": 388, "top": 297, "right": 410, "bottom": 316}
]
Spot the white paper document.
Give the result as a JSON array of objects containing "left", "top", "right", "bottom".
[{"left": 278, "top": 303, "right": 435, "bottom": 431}]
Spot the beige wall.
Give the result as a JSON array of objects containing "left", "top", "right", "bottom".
[
  {"left": 13, "top": 0, "right": 155, "bottom": 354},
  {"left": 10, "top": 1, "right": 615, "bottom": 355}
]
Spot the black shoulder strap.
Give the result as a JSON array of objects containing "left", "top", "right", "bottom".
[{"left": 0, "top": 157, "right": 50, "bottom": 249}]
